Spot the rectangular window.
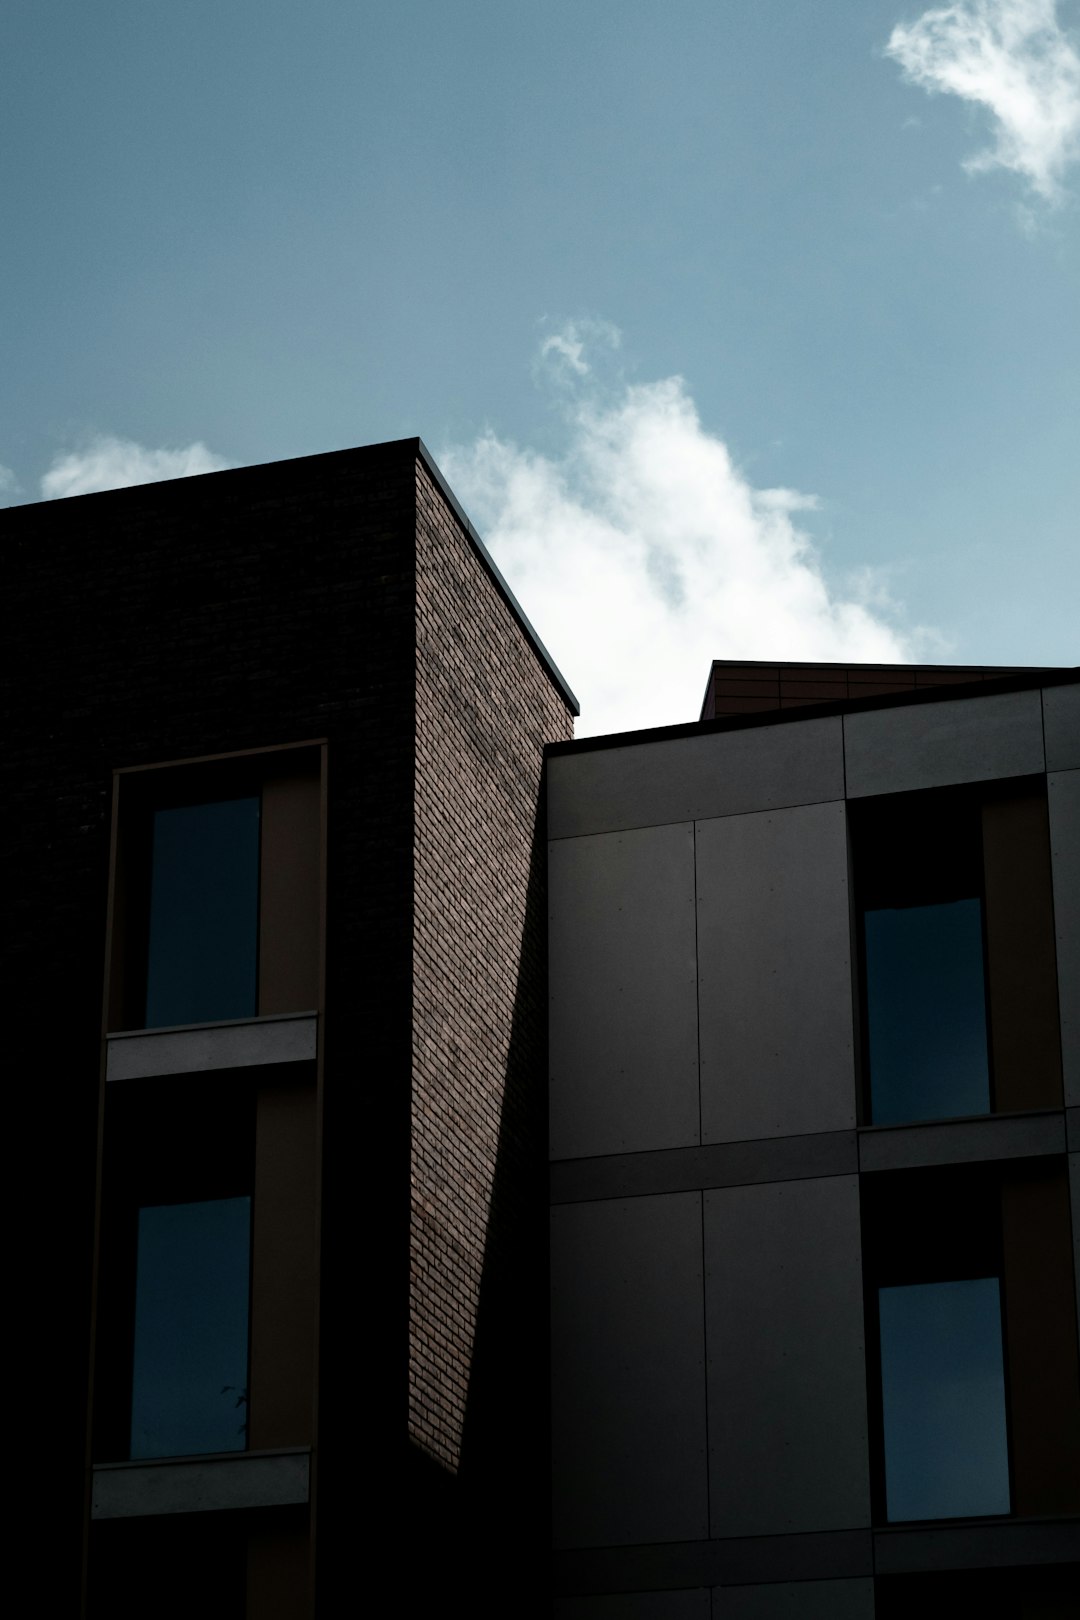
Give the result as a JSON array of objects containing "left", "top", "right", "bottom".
[
  {"left": 144, "top": 796, "right": 261, "bottom": 1028},
  {"left": 878, "top": 1276, "right": 1010, "bottom": 1521},
  {"left": 852, "top": 780, "right": 1062, "bottom": 1124},
  {"left": 863, "top": 897, "right": 989, "bottom": 1124},
  {"left": 130, "top": 1195, "right": 251, "bottom": 1460},
  {"left": 853, "top": 789, "right": 990, "bottom": 1125}
]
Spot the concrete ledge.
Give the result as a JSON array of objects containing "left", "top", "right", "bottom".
[
  {"left": 550, "top": 1131, "right": 857, "bottom": 1205},
  {"left": 872, "top": 1517, "right": 1080, "bottom": 1574},
  {"left": 552, "top": 1531, "right": 873, "bottom": 1596},
  {"left": 858, "top": 1111, "right": 1065, "bottom": 1174},
  {"left": 106, "top": 1012, "right": 317, "bottom": 1081},
  {"left": 91, "top": 1447, "right": 310, "bottom": 1518}
]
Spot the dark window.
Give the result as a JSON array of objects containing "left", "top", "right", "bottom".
[
  {"left": 144, "top": 796, "right": 260, "bottom": 1028},
  {"left": 93, "top": 1075, "right": 255, "bottom": 1464},
  {"left": 852, "top": 780, "right": 1063, "bottom": 1124},
  {"left": 130, "top": 1195, "right": 251, "bottom": 1460},
  {"left": 863, "top": 897, "right": 989, "bottom": 1124},
  {"left": 853, "top": 789, "right": 991, "bottom": 1124},
  {"left": 878, "top": 1276, "right": 1009, "bottom": 1520}
]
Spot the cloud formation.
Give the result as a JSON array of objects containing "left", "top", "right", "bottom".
[
  {"left": 0, "top": 463, "right": 19, "bottom": 502},
  {"left": 886, "top": 0, "right": 1080, "bottom": 201},
  {"left": 442, "top": 332, "right": 921, "bottom": 737},
  {"left": 40, "top": 434, "right": 231, "bottom": 500}
]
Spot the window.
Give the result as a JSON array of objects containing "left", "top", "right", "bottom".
[
  {"left": 130, "top": 1195, "right": 251, "bottom": 1459},
  {"left": 144, "top": 796, "right": 261, "bottom": 1028},
  {"left": 106, "top": 746, "right": 321, "bottom": 1033},
  {"left": 878, "top": 1276, "right": 1009, "bottom": 1520},
  {"left": 851, "top": 780, "right": 1062, "bottom": 1124},
  {"left": 853, "top": 789, "right": 989, "bottom": 1125},
  {"left": 862, "top": 1161, "right": 1080, "bottom": 1526},
  {"left": 94, "top": 1074, "right": 255, "bottom": 1463}
]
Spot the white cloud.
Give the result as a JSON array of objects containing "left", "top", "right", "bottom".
[
  {"left": 442, "top": 329, "right": 923, "bottom": 738},
  {"left": 0, "top": 463, "right": 19, "bottom": 502},
  {"left": 40, "top": 434, "right": 231, "bottom": 500},
  {"left": 886, "top": 0, "right": 1080, "bottom": 202},
  {"left": 537, "top": 317, "right": 622, "bottom": 382}
]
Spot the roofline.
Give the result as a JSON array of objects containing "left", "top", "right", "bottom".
[
  {"left": 3, "top": 434, "right": 580, "bottom": 717},
  {"left": 696, "top": 657, "right": 1066, "bottom": 723},
  {"left": 416, "top": 438, "right": 579, "bottom": 715},
  {"left": 547, "top": 665, "right": 1078, "bottom": 758}
]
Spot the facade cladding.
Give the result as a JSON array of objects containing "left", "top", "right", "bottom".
[
  {"left": 548, "top": 670, "right": 1080, "bottom": 1618},
  {"left": 5, "top": 439, "right": 1078, "bottom": 1616}
]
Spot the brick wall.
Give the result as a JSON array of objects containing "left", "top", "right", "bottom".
[
  {"left": 5, "top": 443, "right": 420, "bottom": 1606},
  {"left": 410, "top": 458, "right": 573, "bottom": 1503}
]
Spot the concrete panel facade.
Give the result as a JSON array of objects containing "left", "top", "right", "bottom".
[
  {"left": 704, "top": 1176, "right": 870, "bottom": 1537},
  {"left": 843, "top": 689, "right": 1044, "bottom": 798},
  {"left": 713, "top": 1580, "right": 874, "bottom": 1620},
  {"left": 551, "top": 1193, "right": 708, "bottom": 1549},
  {"left": 697, "top": 801, "right": 855, "bottom": 1143},
  {"left": 1043, "top": 681, "right": 1080, "bottom": 771},
  {"left": 556, "top": 1594, "right": 710, "bottom": 1620},
  {"left": 549, "top": 823, "right": 699, "bottom": 1159},
  {"left": 1049, "top": 770, "right": 1080, "bottom": 1108},
  {"left": 547, "top": 718, "right": 844, "bottom": 840}
]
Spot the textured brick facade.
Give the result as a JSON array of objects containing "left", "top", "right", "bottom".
[
  {"left": 410, "top": 460, "right": 573, "bottom": 1486},
  {"left": 5, "top": 439, "right": 573, "bottom": 1611}
]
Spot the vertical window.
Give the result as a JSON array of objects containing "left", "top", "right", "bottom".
[
  {"left": 853, "top": 790, "right": 991, "bottom": 1124},
  {"left": 863, "top": 897, "right": 989, "bottom": 1124},
  {"left": 878, "top": 1276, "right": 1010, "bottom": 1520},
  {"left": 130, "top": 1195, "right": 251, "bottom": 1460},
  {"left": 144, "top": 796, "right": 261, "bottom": 1028}
]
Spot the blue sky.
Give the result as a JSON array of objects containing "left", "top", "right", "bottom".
[{"left": 3, "top": 1, "right": 1077, "bottom": 731}]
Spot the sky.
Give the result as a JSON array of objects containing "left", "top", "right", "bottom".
[{"left": 2, "top": 0, "right": 1078, "bottom": 734}]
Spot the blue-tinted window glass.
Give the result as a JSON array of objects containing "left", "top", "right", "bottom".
[
  {"left": 145, "top": 796, "right": 260, "bottom": 1027},
  {"left": 879, "top": 1277, "right": 1010, "bottom": 1522},
  {"left": 130, "top": 1196, "right": 251, "bottom": 1459},
  {"left": 865, "top": 897, "right": 990, "bottom": 1124}
]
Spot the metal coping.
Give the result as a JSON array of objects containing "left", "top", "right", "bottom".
[{"left": 546, "top": 664, "right": 1079, "bottom": 757}]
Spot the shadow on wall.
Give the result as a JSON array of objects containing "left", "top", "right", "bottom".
[{"left": 408, "top": 795, "right": 551, "bottom": 1617}]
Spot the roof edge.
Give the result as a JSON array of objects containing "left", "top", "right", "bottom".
[
  {"left": 547, "top": 665, "right": 1078, "bottom": 758},
  {"left": 416, "top": 439, "right": 579, "bottom": 716}
]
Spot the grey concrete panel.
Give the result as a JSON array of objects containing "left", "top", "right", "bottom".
[
  {"left": 858, "top": 1111, "right": 1065, "bottom": 1174},
  {"left": 551, "top": 1193, "right": 708, "bottom": 1549},
  {"left": 705, "top": 1177, "right": 870, "bottom": 1537},
  {"left": 548, "top": 719, "right": 844, "bottom": 841},
  {"left": 549, "top": 824, "right": 699, "bottom": 1160},
  {"left": 873, "top": 1518, "right": 1080, "bottom": 1573},
  {"left": 555, "top": 1594, "right": 710, "bottom": 1620},
  {"left": 1043, "top": 681, "right": 1080, "bottom": 770},
  {"left": 106, "top": 1011, "right": 317, "bottom": 1081},
  {"left": 91, "top": 1448, "right": 310, "bottom": 1518},
  {"left": 1049, "top": 770, "right": 1080, "bottom": 1107},
  {"left": 714, "top": 1580, "right": 873, "bottom": 1620},
  {"left": 697, "top": 802, "right": 856, "bottom": 1144},
  {"left": 550, "top": 1132, "right": 858, "bottom": 1206},
  {"left": 715, "top": 1533, "right": 873, "bottom": 1587},
  {"left": 843, "top": 688, "right": 1044, "bottom": 799},
  {"left": 1068, "top": 1109, "right": 1080, "bottom": 1151},
  {"left": 552, "top": 1533, "right": 873, "bottom": 1599},
  {"left": 554, "top": 1544, "right": 721, "bottom": 1600}
]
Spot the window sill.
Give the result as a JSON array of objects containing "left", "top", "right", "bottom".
[
  {"left": 105, "top": 1012, "right": 317, "bottom": 1082},
  {"left": 91, "top": 1446, "right": 310, "bottom": 1518}
]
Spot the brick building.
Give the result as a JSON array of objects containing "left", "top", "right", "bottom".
[
  {"left": 7, "top": 438, "right": 576, "bottom": 1615},
  {"left": 6, "top": 440, "right": 1079, "bottom": 1616}
]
